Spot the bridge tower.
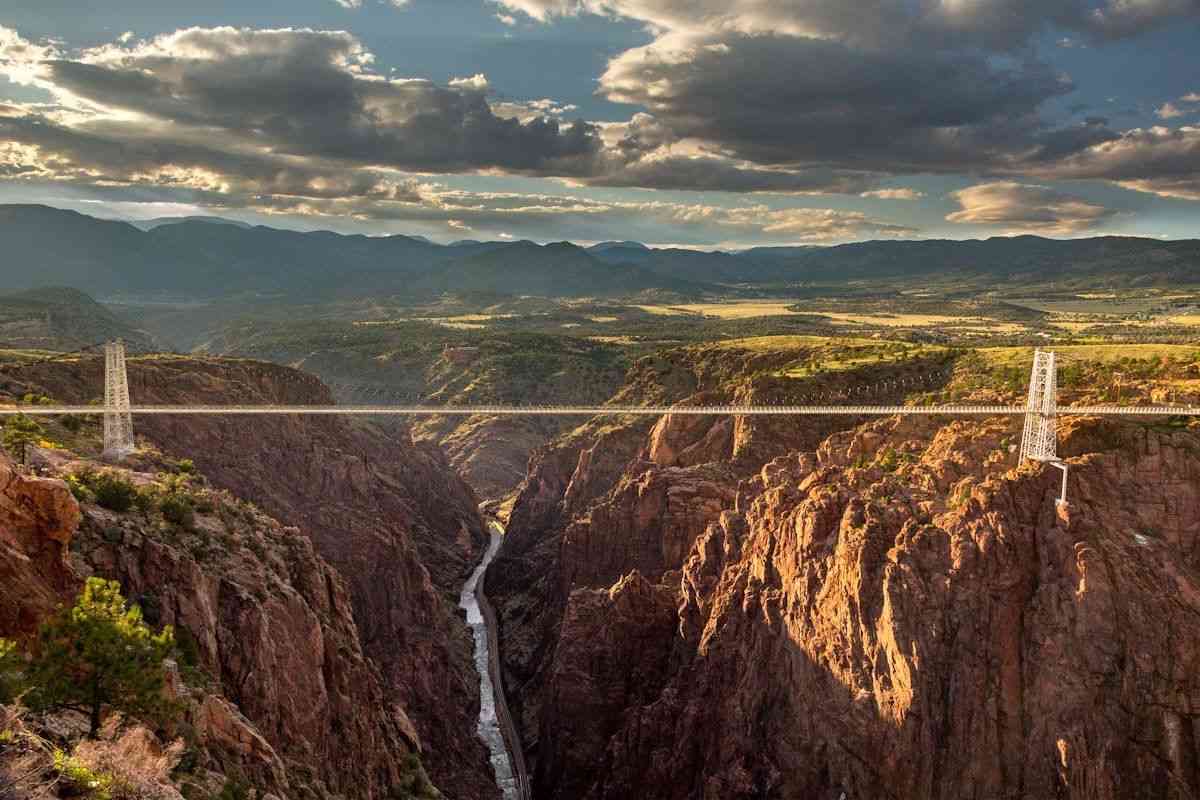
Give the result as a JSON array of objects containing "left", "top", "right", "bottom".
[
  {"left": 1019, "top": 349, "right": 1068, "bottom": 506},
  {"left": 102, "top": 339, "right": 135, "bottom": 460}
]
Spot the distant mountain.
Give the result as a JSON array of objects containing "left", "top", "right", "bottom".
[
  {"left": 409, "top": 241, "right": 711, "bottom": 297},
  {"left": 2, "top": 204, "right": 1200, "bottom": 302},
  {"left": 0, "top": 205, "right": 445, "bottom": 297},
  {"left": 131, "top": 215, "right": 254, "bottom": 232},
  {"left": 765, "top": 236, "right": 1200, "bottom": 286},
  {"left": 588, "top": 241, "right": 650, "bottom": 253},
  {"left": 0, "top": 286, "right": 154, "bottom": 351},
  {"left": 0, "top": 205, "right": 707, "bottom": 300}
]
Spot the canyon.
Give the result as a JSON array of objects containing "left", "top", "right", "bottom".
[{"left": 5, "top": 340, "right": 1200, "bottom": 799}]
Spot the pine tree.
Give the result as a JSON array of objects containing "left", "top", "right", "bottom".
[
  {"left": 2, "top": 413, "right": 44, "bottom": 465},
  {"left": 26, "top": 578, "right": 175, "bottom": 738}
]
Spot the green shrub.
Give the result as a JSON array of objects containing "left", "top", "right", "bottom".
[
  {"left": 0, "top": 638, "right": 23, "bottom": 704},
  {"left": 66, "top": 473, "right": 97, "bottom": 504},
  {"left": 392, "top": 752, "right": 442, "bottom": 799},
  {"left": 216, "top": 776, "right": 252, "bottom": 800},
  {"left": 91, "top": 472, "right": 137, "bottom": 513},
  {"left": 132, "top": 486, "right": 157, "bottom": 515},
  {"left": 174, "top": 459, "right": 196, "bottom": 475},
  {"left": 60, "top": 414, "right": 84, "bottom": 433},
  {"left": 160, "top": 492, "right": 195, "bottom": 528}
]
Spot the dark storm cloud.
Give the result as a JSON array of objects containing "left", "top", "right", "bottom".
[
  {"left": 2, "top": 25, "right": 873, "bottom": 195},
  {"left": 1041, "top": 125, "right": 1200, "bottom": 199},
  {"left": 38, "top": 27, "right": 603, "bottom": 175},
  {"left": 497, "top": 0, "right": 1199, "bottom": 200},
  {"left": 601, "top": 33, "right": 1076, "bottom": 173}
]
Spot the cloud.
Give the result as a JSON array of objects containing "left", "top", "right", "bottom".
[
  {"left": 491, "top": 0, "right": 1198, "bottom": 200},
  {"left": 1185, "top": 92, "right": 1200, "bottom": 103},
  {"left": 0, "top": 25, "right": 880, "bottom": 197},
  {"left": 496, "top": 13, "right": 519, "bottom": 25},
  {"left": 1039, "top": 125, "right": 1200, "bottom": 200},
  {"left": 332, "top": 0, "right": 362, "bottom": 8},
  {"left": 599, "top": 32, "right": 1073, "bottom": 173},
  {"left": 493, "top": 0, "right": 1199, "bottom": 46},
  {"left": 448, "top": 73, "right": 490, "bottom": 92},
  {"left": 946, "top": 181, "right": 1118, "bottom": 233},
  {"left": 1157, "top": 102, "right": 1185, "bottom": 119},
  {"left": 860, "top": 188, "right": 925, "bottom": 200},
  {"left": 7, "top": 27, "right": 603, "bottom": 176}
]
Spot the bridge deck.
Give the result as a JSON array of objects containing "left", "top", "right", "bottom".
[{"left": 2, "top": 404, "right": 1198, "bottom": 416}]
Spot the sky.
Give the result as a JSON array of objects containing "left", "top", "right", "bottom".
[{"left": 0, "top": 0, "right": 1198, "bottom": 247}]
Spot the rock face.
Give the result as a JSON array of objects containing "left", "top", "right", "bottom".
[
  {"left": 15, "top": 355, "right": 497, "bottom": 799},
  {"left": 491, "top": 374, "right": 1200, "bottom": 799},
  {"left": 74, "top": 495, "right": 413, "bottom": 799},
  {"left": 0, "top": 448, "right": 421, "bottom": 798},
  {"left": 0, "top": 454, "right": 79, "bottom": 635}
]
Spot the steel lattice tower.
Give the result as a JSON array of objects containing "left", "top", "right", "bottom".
[
  {"left": 102, "top": 339, "right": 135, "bottom": 460},
  {"left": 1020, "top": 349, "right": 1068, "bottom": 505}
]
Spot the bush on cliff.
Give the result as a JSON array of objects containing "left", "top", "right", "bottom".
[
  {"left": 391, "top": 752, "right": 442, "bottom": 799},
  {"left": 92, "top": 472, "right": 137, "bottom": 512},
  {"left": 159, "top": 492, "right": 195, "bottom": 529},
  {"left": 67, "top": 469, "right": 140, "bottom": 512},
  {"left": 25, "top": 578, "right": 176, "bottom": 739},
  {"left": 0, "top": 638, "right": 23, "bottom": 704}
]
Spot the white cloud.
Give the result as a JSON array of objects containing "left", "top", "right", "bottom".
[
  {"left": 448, "top": 73, "right": 491, "bottom": 92},
  {"left": 1157, "top": 102, "right": 1184, "bottom": 119},
  {"left": 497, "top": 13, "right": 519, "bottom": 25},
  {"left": 860, "top": 188, "right": 925, "bottom": 200},
  {"left": 946, "top": 181, "right": 1117, "bottom": 234}
]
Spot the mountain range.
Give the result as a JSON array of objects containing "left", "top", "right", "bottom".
[{"left": 1, "top": 204, "right": 1199, "bottom": 300}]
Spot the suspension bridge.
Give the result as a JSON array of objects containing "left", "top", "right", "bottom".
[{"left": 3, "top": 341, "right": 1199, "bottom": 504}]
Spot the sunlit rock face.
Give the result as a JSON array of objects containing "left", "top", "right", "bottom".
[
  {"left": 491, "top": 399, "right": 1200, "bottom": 799},
  {"left": 0, "top": 452, "right": 80, "bottom": 635}
]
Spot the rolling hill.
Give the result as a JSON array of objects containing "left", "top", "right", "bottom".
[
  {"left": 0, "top": 286, "right": 154, "bottom": 351},
  {"left": 2, "top": 204, "right": 1200, "bottom": 302}
]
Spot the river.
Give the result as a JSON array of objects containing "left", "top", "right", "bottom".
[{"left": 458, "top": 520, "right": 522, "bottom": 800}]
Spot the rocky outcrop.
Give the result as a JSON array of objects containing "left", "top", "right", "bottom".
[
  {"left": 73, "top": 493, "right": 415, "bottom": 799},
  {"left": 14, "top": 355, "right": 497, "bottom": 799},
  {"left": 499, "top": 407, "right": 1200, "bottom": 799},
  {"left": 487, "top": 345, "right": 949, "bottom": 790},
  {"left": 0, "top": 454, "right": 79, "bottom": 635},
  {"left": 1, "top": 444, "right": 430, "bottom": 799}
]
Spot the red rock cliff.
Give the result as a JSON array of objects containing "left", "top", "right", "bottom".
[
  {"left": 14, "top": 355, "right": 498, "bottom": 799},
  {"left": 489, "top": 345, "right": 1200, "bottom": 799}
]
